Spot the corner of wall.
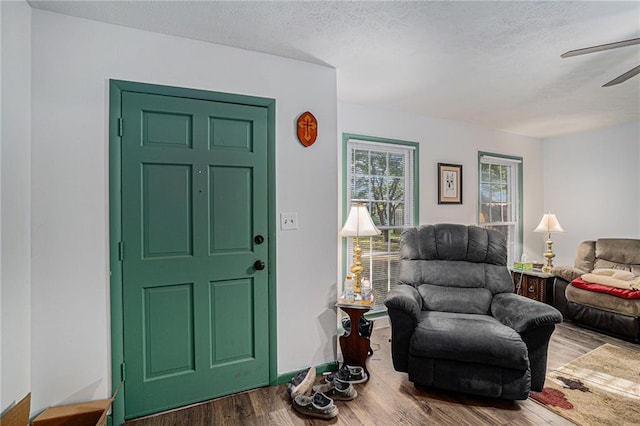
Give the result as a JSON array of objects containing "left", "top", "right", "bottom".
[
  {"left": 542, "top": 123, "right": 640, "bottom": 264},
  {"left": 0, "top": 0, "right": 32, "bottom": 414}
]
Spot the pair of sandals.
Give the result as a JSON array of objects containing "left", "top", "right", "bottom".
[{"left": 287, "top": 365, "right": 362, "bottom": 419}]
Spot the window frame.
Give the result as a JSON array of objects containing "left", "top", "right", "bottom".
[
  {"left": 477, "top": 151, "right": 523, "bottom": 265},
  {"left": 342, "top": 133, "right": 419, "bottom": 314}
]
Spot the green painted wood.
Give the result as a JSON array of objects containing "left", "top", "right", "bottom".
[
  {"left": 120, "top": 90, "right": 270, "bottom": 418},
  {"left": 110, "top": 80, "right": 277, "bottom": 425},
  {"left": 109, "top": 80, "right": 125, "bottom": 426},
  {"left": 144, "top": 284, "right": 195, "bottom": 378},
  {"left": 210, "top": 279, "right": 256, "bottom": 363},
  {"left": 142, "top": 164, "right": 193, "bottom": 257}
]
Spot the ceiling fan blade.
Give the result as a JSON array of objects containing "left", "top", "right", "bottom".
[
  {"left": 561, "top": 38, "right": 640, "bottom": 58},
  {"left": 602, "top": 65, "right": 640, "bottom": 87}
]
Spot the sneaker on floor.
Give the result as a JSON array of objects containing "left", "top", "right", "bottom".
[
  {"left": 292, "top": 391, "right": 339, "bottom": 419},
  {"left": 326, "top": 365, "right": 368, "bottom": 384},
  {"left": 287, "top": 366, "right": 316, "bottom": 399},
  {"left": 313, "top": 377, "right": 357, "bottom": 401}
]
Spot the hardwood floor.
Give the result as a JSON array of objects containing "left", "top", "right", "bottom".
[{"left": 125, "top": 322, "right": 639, "bottom": 425}]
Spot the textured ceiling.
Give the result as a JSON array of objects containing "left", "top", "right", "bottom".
[{"left": 28, "top": 1, "right": 640, "bottom": 138}]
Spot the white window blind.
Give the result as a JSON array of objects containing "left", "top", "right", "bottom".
[
  {"left": 479, "top": 154, "right": 522, "bottom": 265},
  {"left": 346, "top": 139, "right": 415, "bottom": 308}
]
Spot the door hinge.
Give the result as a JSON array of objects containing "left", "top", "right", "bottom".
[
  {"left": 117, "top": 117, "right": 123, "bottom": 137},
  {"left": 121, "top": 362, "right": 126, "bottom": 382},
  {"left": 118, "top": 241, "right": 124, "bottom": 261}
]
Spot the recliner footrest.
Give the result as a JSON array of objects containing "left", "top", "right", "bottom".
[{"left": 410, "top": 311, "right": 529, "bottom": 370}]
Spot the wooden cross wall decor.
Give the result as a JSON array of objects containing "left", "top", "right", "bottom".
[{"left": 296, "top": 111, "right": 318, "bottom": 147}]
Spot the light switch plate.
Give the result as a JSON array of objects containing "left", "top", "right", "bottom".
[{"left": 280, "top": 212, "right": 298, "bottom": 230}]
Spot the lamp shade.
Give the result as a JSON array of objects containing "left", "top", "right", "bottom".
[
  {"left": 339, "top": 204, "right": 381, "bottom": 237},
  {"left": 533, "top": 213, "right": 565, "bottom": 234}
]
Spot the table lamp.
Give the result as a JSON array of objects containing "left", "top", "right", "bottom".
[
  {"left": 534, "top": 212, "right": 565, "bottom": 273},
  {"left": 340, "top": 203, "right": 381, "bottom": 295}
]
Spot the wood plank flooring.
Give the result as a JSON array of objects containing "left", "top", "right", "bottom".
[{"left": 125, "top": 322, "right": 639, "bottom": 425}]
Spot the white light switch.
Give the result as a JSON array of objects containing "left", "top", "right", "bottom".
[{"left": 280, "top": 212, "right": 298, "bottom": 230}]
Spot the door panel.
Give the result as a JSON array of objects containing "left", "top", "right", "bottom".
[
  {"left": 210, "top": 117, "right": 253, "bottom": 151},
  {"left": 121, "top": 91, "right": 269, "bottom": 418},
  {"left": 143, "top": 111, "right": 193, "bottom": 148},
  {"left": 210, "top": 278, "right": 254, "bottom": 364},
  {"left": 144, "top": 284, "right": 195, "bottom": 379},
  {"left": 209, "top": 166, "right": 252, "bottom": 252},
  {"left": 142, "top": 164, "right": 193, "bottom": 258}
]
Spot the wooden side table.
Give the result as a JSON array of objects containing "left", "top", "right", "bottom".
[
  {"left": 511, "top": 269, "right": 555, "bottom": 304},
  {"left": 336, "top": 302, "right": 372, "bottom": 379}
]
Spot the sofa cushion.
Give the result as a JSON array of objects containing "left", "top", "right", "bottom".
[
  {"left": 591, "top": 269, "right": 636, "bottom": 281},
  {"left": 403, "top": 260, "right": 485, "bottom": 288},
  {"left": 397, "top": 260, "right": 513, "bottom": 296},
  {"left": 594, "top": 239, "right": 640, "bottom": 276},
  {"left": 418, "top": 283, "right": 492, "bottom": 314},
  {"left": 400, "top": 224, "right": 507, "bottom": 265},
  {"left": 566, "top": 284, "right": 640, "bottom": 316},
  {"left": 574, "top": 240, "right": 596, "bottom": 273},
  {"left": 410, "top": 311, "right": 529, "bottom": 370},
  {"left": 581, "top": 273, "right": 640, "bottom": 290},
  {"left": 397, "top": 224, "right": 514, "bottom": 296},
  {"left": 552, "top": 265, "right": 585, "bottom": 282},
  {"left": 571, "top": 277, "right": 640, "bottom": 299},
  {"left": 594, "top": 259, "right": 640, "bottom": 276},
  {"left": 596, "top": 239, "right": 640, "bottom": 265}
]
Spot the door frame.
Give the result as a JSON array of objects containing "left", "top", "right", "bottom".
[{"left": 108, "top": 79, "right": 277, "bottom": 425}]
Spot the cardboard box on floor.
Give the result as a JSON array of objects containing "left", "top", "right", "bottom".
[
  {"left": 0, "top": 393, "right": 31, "bottom": 426},
  {"left": 31, "top": 385, "right": 120, "bottom": 426},
  {"left": 31, "top": 398, "right": 113, "bottom": 426}
]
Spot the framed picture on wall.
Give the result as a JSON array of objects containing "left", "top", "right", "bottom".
[{"left": 438, "top": 163, "right": 462, "bottom": 204}]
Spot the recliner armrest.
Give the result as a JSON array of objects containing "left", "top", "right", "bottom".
[
  {"left": 384, "top": 284, "right": 422, "bottom": 321},
  {"left": 551, "top": 265, "right": 585, "bottom": 283},
  {"left": 491, "top": 293, "right": 562, "bottom": 334},
  {"left": 384, "top": 284, "right": 422, "bottom": 373},
  {"left": 552, "top": 277, "right": 571, "bottom": 318}
]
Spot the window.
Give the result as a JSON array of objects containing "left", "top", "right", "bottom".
[
  {"left": 343, "top": 134, "right": 418, "bottom": 309},
  {"left": 478, "top": 152, "right": 522, "bottom": 265}
]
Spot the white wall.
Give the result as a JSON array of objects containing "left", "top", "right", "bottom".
[
  {"left": 22, "top": 4, "right": 638, "bottom": 419},
  {"left": 31, "top": 9, "right": 337, "bottom": 415},
  {"left": 1, "top": 0, "right": 32, "bottom": 415},
  {"left": 543, "top": 122, "right": 640, "bottom": 265},
  {"left": 338, "top": 101, "right": 546, "bottom": 264}
]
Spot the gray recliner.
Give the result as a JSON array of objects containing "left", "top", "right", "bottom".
[{"left": 384, "top": 224, "right": 562, "bottom": 400}]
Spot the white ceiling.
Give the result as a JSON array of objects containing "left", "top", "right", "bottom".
[{"left": 28, "top": 1, "right": 640, "bottom": 138}]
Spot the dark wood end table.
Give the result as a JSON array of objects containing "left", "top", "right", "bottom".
[
  {"left": 511, "top": 269, "right": 555, "bottom": 304},
  {"left": 336, "top": 301, "right": 372, "bottom": 380}
]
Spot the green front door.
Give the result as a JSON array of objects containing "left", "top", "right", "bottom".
[{"left": 120, "top": 91, "right": 270, "bottom": 418}]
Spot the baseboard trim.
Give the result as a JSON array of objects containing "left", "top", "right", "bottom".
[{"left": 276, "top": 361, "right": 340, "bottom": 385}]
